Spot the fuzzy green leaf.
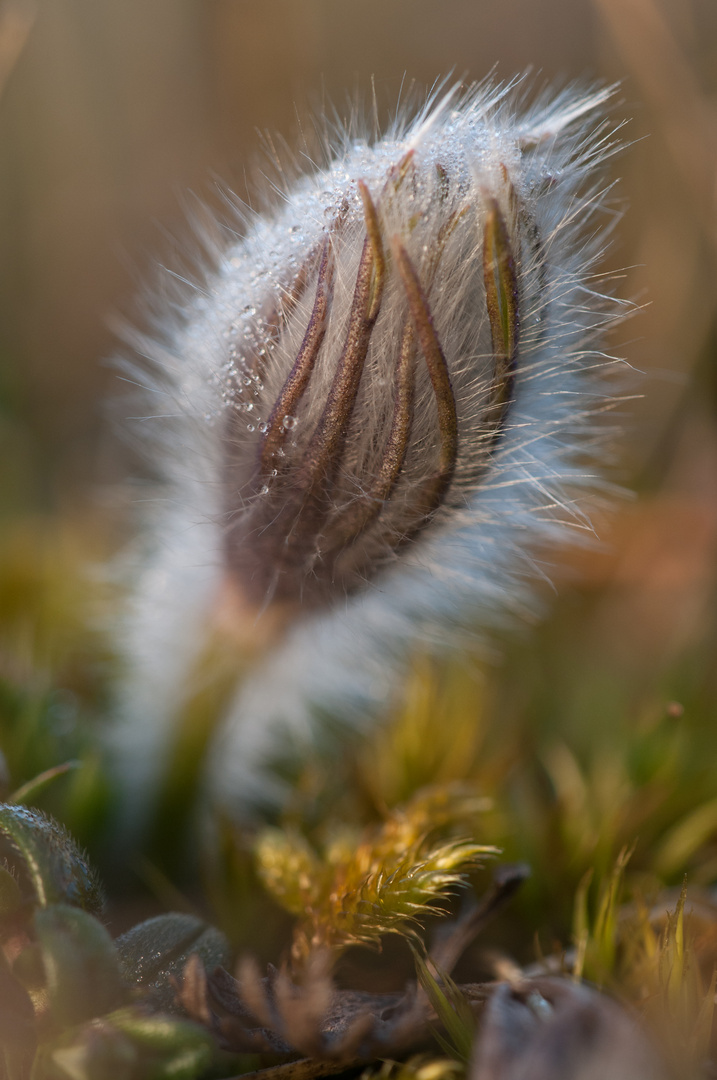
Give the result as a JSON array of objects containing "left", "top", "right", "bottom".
[
  {"left": 0, "top": 804, "right": 103, "bottom": 913},
  {"left": 34, "top": 904, "right": 125, "bottom": 1027},
  {"left": 116, "top": 913, "right": 231, "bottom": 1013}
]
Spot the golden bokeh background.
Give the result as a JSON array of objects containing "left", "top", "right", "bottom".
[{"left": 0, "top": 0, "right": 714, "bottom": 486}]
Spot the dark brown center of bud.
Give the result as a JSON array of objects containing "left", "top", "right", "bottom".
[{"left": 221, "top": 156, "right": 520, "bottom": 609}]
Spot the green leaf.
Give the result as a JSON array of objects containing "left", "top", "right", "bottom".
[
  {"left": 34, "top": 904, "right": 125, "bottom": 1027},
  {"left": 32, "top": 1025, "right": 137, "bottom": 1080},
  {"left": 116, "top": 913, "right": 231, "bottom": 1013},
  {"left": 0, "top": 804, "right": 103, "bottom": 913},
  {"left": 33, "top": 1010, "right": 214, "bottom": 1080},
  {"left": 108, "top": 1008, "right": 214, "bottom": 1076}
]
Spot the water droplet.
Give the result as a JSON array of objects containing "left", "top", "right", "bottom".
[
  {"left": 271, "top": 469, "right": 278, "bottom": 477},
  {"left": 259, "top": 484, "right": 269, "bottom": 495},
  {"left": 246, "top": 402, "right": 254, "bottom": 412},
  {"left": 243, "top": 376, "right": 252, "bottom": 386},
  {"left": 247, "top": 423, "right": 255, "bottom": 432},
  {"left": 282, "top": 414, "right": 297, "bottom": 430},
  {"left": 259, "top": 422, "right": 268, "bottom": 434}
]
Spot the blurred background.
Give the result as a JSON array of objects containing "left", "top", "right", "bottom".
[
  {"left": 0, "top": 0, "right": 714, "bottom": 498},
  {"left": 0, "top": 0, "right": 715, "bottom": 931}
]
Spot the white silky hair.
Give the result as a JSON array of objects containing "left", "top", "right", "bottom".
[{"left": 112, "top": 77, "right": 628, "bottom": 820}]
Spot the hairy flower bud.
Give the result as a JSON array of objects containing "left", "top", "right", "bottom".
[{"left": 114, "top": 79, "right": 626, "bottom": 815}]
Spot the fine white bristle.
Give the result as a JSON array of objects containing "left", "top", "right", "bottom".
[{"left": 111, "top": 77, "right": 628, "bottom": 822}]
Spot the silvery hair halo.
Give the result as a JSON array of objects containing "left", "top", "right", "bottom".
[{"left": 113, "top": 76, "right": 628, "bottom": 819}]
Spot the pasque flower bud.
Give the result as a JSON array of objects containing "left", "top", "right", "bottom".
[{"left": 114, "top": 79, "right": 626, "bottom": 815}]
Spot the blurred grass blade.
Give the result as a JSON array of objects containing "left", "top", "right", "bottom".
[
  {"left": 413, "top": 950, "right": 475, "bottom": 1063},
  {"left": 571, "top": 867, "right": 593, "bottom": 981},
  {"left": 8, "top": 759, "right": 81, "bottom": 805},
  {"left": 655, "top": 798, "right": 717, "bottom": 877}
]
